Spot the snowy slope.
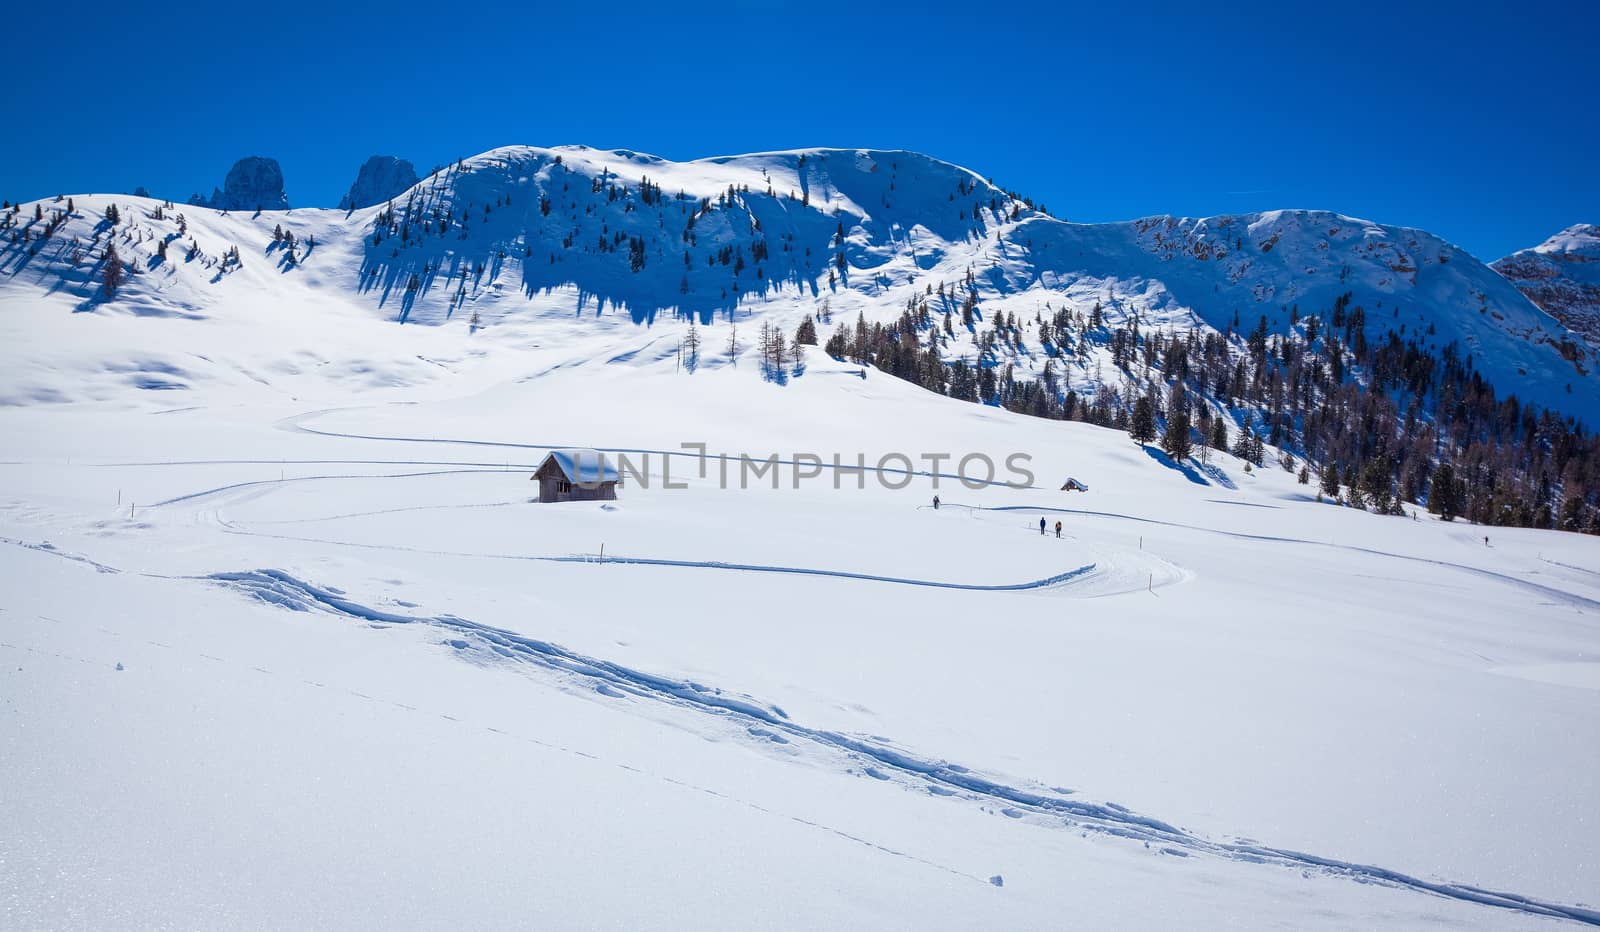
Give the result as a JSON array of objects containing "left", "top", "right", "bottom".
[
  {"left": 1494, "top": 224, "right": 1600, "bottom": 354},
  {"left": 4, "top": 146, "right": 1600, "bottom": 930},
  {"left": 3, "top": 361, "right": 1599, "bottom": 929}
]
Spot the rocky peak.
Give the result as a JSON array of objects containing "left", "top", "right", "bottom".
[
  {"left": 188, "top": 156, "right": 289, "bottom": 212},
  {"left": 338, "top": 155, "right": 420, "bottom": 210}
]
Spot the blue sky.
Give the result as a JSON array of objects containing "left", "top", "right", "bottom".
[{"left": 5, "top": 1, "right": 1593, "bottom": 261}]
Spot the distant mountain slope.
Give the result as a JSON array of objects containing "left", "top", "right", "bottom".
[
  {"left": 1023, "top": 210, "right": 1594, "bottom": 408},
  {"left": 1492, "top": 224, "right": 1600, "bottom": 353}
]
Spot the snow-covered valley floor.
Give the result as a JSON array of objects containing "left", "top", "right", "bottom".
[{"left": 3, "top": 354, "right": 1598, "bottom": 930}]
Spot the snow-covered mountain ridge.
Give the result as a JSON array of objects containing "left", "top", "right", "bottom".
[{"left": 2, "top": 143, "right": 1595, "bottom": 422}]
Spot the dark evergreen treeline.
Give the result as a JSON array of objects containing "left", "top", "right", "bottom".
[{"left": 816, "top": 282, "right": 1600, "bottom": 534}]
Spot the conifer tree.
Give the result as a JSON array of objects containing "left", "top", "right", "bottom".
[
  {"left": 1232, "top": 427, "right": 1254, "bottom": 462},
  {"left": 1559, "top": 494, "right": 1586, "bottom": 532},
  {"left": 1161, "top": 406, "right": 1193, "bottom": 460},
  {"left": 1360, "top": 455, "right": 1395, "bottom": 514},
  {"left": 1428, "top": 463, "right": 1460, "bottom": 521},
  {"left": 824, "top": 326, "right": 847, "bottom": 358},
  {"left": 101, "top": 245, "right": 123, "bottom": 298},
  {"left": 682, "top": 320, "right": 701, "bottom": 372},
  {"left": 1128, "top": 396, "right": 1156, "bottom": 445}
]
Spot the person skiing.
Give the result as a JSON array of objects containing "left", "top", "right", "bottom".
[
  {"left": 1039, "top": 517, "right": 1046, "bottom": 535},
  {"left": 1055, "top": 520, "right": 1062, "bottom": 538},
  {"left": 932, "top": 494, "right": 940, "bottom": 510}
]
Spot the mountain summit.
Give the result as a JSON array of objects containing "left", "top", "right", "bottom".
[
  {"left": 187, "top": 156, "right": 289, "bottom": 212},
  {"left": 338, "top": 155, "right": 420, "bottom": 211}
]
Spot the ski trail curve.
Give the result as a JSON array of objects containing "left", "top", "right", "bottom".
[
  {"left": 207, "top": 518, "right": 1101, "bottom": 593},
  {"left": 960, "top": 504, "right": 1600, "bottom": 613}
]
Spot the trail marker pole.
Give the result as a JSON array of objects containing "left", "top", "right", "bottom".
[{"left": 599, "top": 543, "right": 605, "bottom": 565}]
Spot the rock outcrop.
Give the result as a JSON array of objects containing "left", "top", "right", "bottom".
[
  {"left": 338, "top": 155, "right": 420, "bottom": 210},
  {"left": 188, "top": 157, "right": 289, "bottom": 211}
]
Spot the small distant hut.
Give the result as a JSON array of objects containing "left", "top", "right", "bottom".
[
  {"left": 532, "top": 449, "right": 619, "bottom": 503},
  {"left": 1060, "top": 477, "right": 1089, "bottom": 493}
]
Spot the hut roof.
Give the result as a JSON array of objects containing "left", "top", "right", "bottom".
[{"left": 538, "top": 449, "right": 620, "bottom": 484}]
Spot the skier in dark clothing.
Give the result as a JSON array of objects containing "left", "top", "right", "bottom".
[
  {"left": 1055, "top": 520, "right": 1062, "bottom": 538},
  {"left": 1039, "top": 517, "right": 1046, "bottom": 535},
  {"left": 933, "top": 495, "right": 940, "bottom": 510}
]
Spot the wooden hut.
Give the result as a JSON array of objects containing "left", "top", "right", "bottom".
[{"left": 532, "top": 449, "right": 619, "bottom": 503}]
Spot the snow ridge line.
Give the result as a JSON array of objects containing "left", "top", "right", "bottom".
[{"left": 206, "top": 567, "right": 1600, "bottom": 927}]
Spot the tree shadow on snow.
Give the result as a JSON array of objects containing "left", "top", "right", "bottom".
[
  {"left": 1196, "top": 461, "right": 1238, "bottom": 490},
  {"left": 1141, "top": 445, "right": 1210, "bottom": 486}
]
